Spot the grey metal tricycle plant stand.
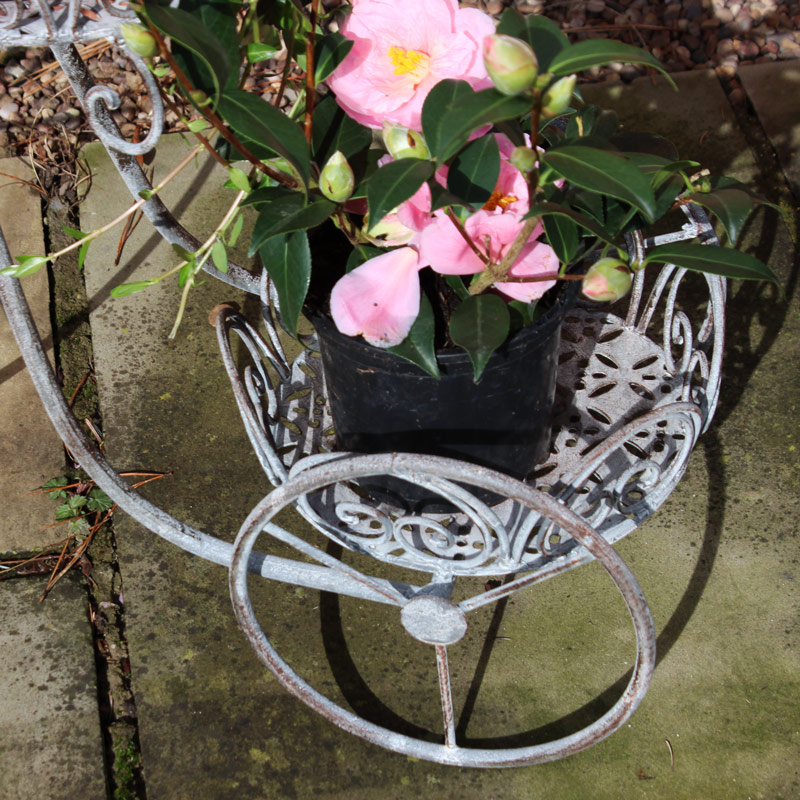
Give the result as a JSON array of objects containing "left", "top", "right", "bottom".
[{"left": 0, "top": 1, "right": 725, "bottom": 767}]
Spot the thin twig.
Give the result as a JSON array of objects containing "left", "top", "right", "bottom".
[{"left": 304, "top": 0, "right": 320, "bottom": 145}]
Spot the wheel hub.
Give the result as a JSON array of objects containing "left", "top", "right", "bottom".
[{"left": 400, "top": 596, "right": 468, "bottom": 645}]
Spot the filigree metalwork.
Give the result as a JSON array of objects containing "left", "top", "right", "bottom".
[{"left": 0, "top": 0, "right": 134, "bottom": 45}]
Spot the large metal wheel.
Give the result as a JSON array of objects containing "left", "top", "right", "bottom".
[{"left": 229, "top": 453, "right": 656, "bottom": 768}]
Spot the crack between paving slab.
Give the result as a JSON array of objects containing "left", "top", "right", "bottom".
[{"left": 46, "top": 196, "right": 148, "bottom": 800}]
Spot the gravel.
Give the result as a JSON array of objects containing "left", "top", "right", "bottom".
[{"left": 1, "top": 1, "right": 798, "bottom": 158}]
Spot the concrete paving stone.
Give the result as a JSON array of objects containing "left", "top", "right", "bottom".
[
  {"left": 79, "top": 70, "right": 800, "bottom": 800},
  {"left": 0, "top": 157, "right": 65, "bottom": 555},
  {"left": 0, "top": 574, "right": 106, "bottom": 800},
  {"left": 739, "top": 61, "right": 800, "bottom": 199}
]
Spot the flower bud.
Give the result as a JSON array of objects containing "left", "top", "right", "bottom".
[
  {"left": 482, "top": 34, "right": 538, "bottom": 97},
  {"left": 119, "top": 22, "right": 159, "bottom": 59},
  {"left": 319, "top": 151, "right": 355, "bottom": 204},
  {"left": 509, "top": 146, "right": 538, "bottom": 174},
  {"left": 540, "top": 74, "right": 577, "bottom": 119},
  {"left": 382, "top": 123, "right": 431, "bottom": 160},
  {"left": 582, "top": 258, "right": 633, "bottom": 303}
]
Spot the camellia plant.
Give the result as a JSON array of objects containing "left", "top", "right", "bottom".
[{"left": 3, "top": 0, "right": 777, "bottom": 379}]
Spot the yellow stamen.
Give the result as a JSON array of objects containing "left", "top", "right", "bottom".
[
  {"left": 387, "top": 46, "right": 429, "bottom": 78},
  {"left": 483, "top": 189, "right": 519, "bottom": 212}
]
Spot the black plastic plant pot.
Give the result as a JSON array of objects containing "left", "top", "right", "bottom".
[{"left": 312, "top": 281, "right": 579, "bottom": 512}]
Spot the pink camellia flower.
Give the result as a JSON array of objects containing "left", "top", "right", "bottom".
[
  {"left": 326, "top": 0, "right": 494, "bottom": 130},
  {"left": 419, "top": 210, "right": 558, "bottom": 301},
  {"left": 329, "top": 246, "right": 424, "bottom": 346}
]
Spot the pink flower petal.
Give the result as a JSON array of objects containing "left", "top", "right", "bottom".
[
  {"left": 418, "top": 211, "right": 487, "bottom": 275},
  {"left": 329, "top": 247, "right": 423, "bottom": 347}
]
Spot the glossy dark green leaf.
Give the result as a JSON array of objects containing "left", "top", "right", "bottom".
[
  {"left": 524, "top": 15, "right": 570, "bottom": 71},
  {"left": 314, "top": 31, "right": 354, "bottom": 83},
  {"left": 542, "top": 213, "right": 579, "bottom": 264},
  {"left": 495, "top": 8, "right": 526, "bottom": 38},
  {"left": 312, "top": 94, "right": 372, "bottom": 165},
  {"left": 387, "top": 295, "right": 440, "bottom": 378},
  {"left": 449, "top": 294, "right": 510, "bottom": 382},
  {"left": 550, "top": 40, "right": 677, "bottom": 89},
  {"left": 447, "top": 134, "right": 500, "bottom": 208},
  {"left": 688, "top": 188, "right": 755, "bottom": 244},
  {"left": 421, "top": 79, "right": 474, "bottom": 163},
  {"left": 145, "top": 3, "right": 231, "bottom": 105},
  {"left": 542, "top": 145, "right": 656, "bottom": 220},
  {"left": 240, "top": 185, "right": 297, "bottom": 208},
  {"left": 249, "top": 196, "right": 335, "bottom": 254},
  {"left": 422, "top": 81, "right": 530, "bottom": 163},
  {"left": 527, "top": 201, "right": 618, "bottom": 247},
  {"left": 366, "top": 158, "right": 434, "bottom": 230},
  {"left": 644, "top": 242, "right": 778, "bottom": 283},
  {"left": 258, "top": 231, "right": 311, "bottom": 335},
  {"left": 653, "top": 174, "right": 686, "bottom": 219},
  {"left": 610, "top": 131, "right": 679, "bottom": 160},
  {"left": 217, "top": 90, "right": 310, "bottom": 188}
]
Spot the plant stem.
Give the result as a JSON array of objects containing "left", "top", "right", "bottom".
[
  {"left": 37, "top": 144, "right": 204, "bottom": 264},
  {"left": 445, "top": 208, "right": 491, "bottom": 266},
  {"left": 167, "top": 189, "right": 246, "bottom": 339},
  {"left": 304, "top": 0, "right": 320, "bottom": 145},
  {"left": 146, "top": 22, "right": 297, "bottom": 188}
]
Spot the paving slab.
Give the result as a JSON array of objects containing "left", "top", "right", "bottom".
[
  {"left": 79, "top": 69, "right": 800, "bottom": 800},
  {"left": 739, "top": 61, "right": 800, "bottom": 199},
  {"left": 0, "top": 574, "right": 107, "bottom": 800},
  {"left": 0, "top": 157, "right": 65, "bottom": 554}
]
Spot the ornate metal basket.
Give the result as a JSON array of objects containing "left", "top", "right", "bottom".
[{"left": 0, "top": 1, "right": 725, "bottom": 767}]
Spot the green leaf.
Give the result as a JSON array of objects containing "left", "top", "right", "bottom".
[
  {"left": 145, "top": 3, "right": 231, "bottom": 106},
  {"left": 449, "top": 294, "right": 510, "bottom": 382},
  {"left": 249, "top": 195, "right": 335, "bottom": 254},
  {"left": 365, "top": 158, "right": 434, "bottom": 231},
  {"left": 508, "top": 299, "right": 540, "bottom": 328},
  {"left": 211, "top": 238, "right": 228, "bottom": 274},
  {"left": 0, "top": 255, "right": 48, "bottom": 278},
  {"left": 688, "top": 188, "right": 755, "bottom": 244},
  {"left": 644, "top": 242, "right": 778, "bottom": 283},
  {"left": 240, "top": 185, "right": 297, "bottom": 208},
  {"left": 495, "top": 8, "right": 526, "bottom": 38},
  {"left": 42, "top": 477, "right": 69, "bottom": 500},
  {"left": 86, "top": 489, "right": 113, "bottom": 513},
  {"left": 422, "top": 79, "right": 474, "bottom": 164},
  {"left": 226, "top": 213, "right": 244, "bottom": 247},
  {"left": 178, "top": 261, "right": 193, "bottom": 288},
  {"left": 550, "top": 40, "right": 677, "bottom": 89},
  {"left": 314, "top": 31, "right": 354, "bottom": 84},
  {"left": 387, "top": 294, "right": 440, "bottom": 378},
  {"left": 77, "top": 240, "right": 91, "bottom": 272},
  {"left": 542, "top": 213, "right": 579, "bottom": 265},
  {"left": 227, "top": 167, "right": 251, "bottom": 193},
  {"left": 247, "top": 42, "right": 280, "bottom": 63},
  {"left": 109, "top": 280, "right": 157, "bottom": 298},
  {"left": 187, "top": 118, "right": 209, "bottom": 133},
  {"left": 62, "top": 226, "right": 87, "bottom": 240},
  {"left": 217, "top": 89, "right": 310, "bottom": 188},
  {"left": 445, "top": 275, "right": 470, "bottom": 300},
  {"left": 258, "top": 231, "right": 311, "bottom": 335},
  {"left": 527, "top": 201, "right": 619, "bottom": 247},
  {"left": 653, "top": 174, "right": 686, "bottom": 219},
  {"left": 524, "top": 15, "right": 570, "bottom": 71},
  {"left": 447, "top": 134, "right": 500, "bottom": 208},
  {"left": 423, "top": 82, "right": 531, "bottom": 163},
  {"left": 311, "top": 94, "right": 372, "bottom": 165},
  {"left": 542, "top": 145, "right": 657, "bottom": 220},
  {"left": 55, "top": 494, "right": 87, "bottom": 520}
]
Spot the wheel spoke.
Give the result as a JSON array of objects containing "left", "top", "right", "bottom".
[{"left": 435, "top": 645, "right": 457, "bottom": 749}]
